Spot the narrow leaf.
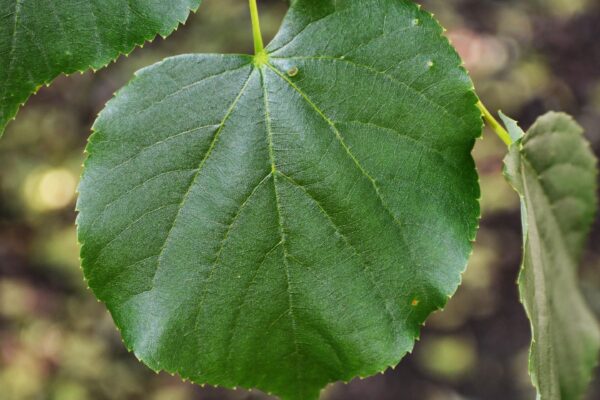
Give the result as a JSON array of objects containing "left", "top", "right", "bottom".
[
  {"left": 499, "top": 111, "right": 525, "bottom": 142},
  {"left": 504, "top": 112, "right": 600, "bottom": 400},
  {"left": 0, "top": 0, "right": 201, "bottom": 137},
  {"left": 77, "top": 1, "right": 482, "bottom": 399}
]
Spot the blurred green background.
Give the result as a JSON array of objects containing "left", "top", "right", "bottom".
[{"left": 1, "top": 0, "right": 599, "bottom": 399}]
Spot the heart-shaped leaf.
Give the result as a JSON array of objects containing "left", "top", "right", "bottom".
[
  {"left": 504, "top": 112, "right": 600, "bottom": 400},
  {"left": 77, "top": 1, "right": 482, "bottom": 398},
  {"left": 0, "top": 0, "right": 201, "bottom": 136}
]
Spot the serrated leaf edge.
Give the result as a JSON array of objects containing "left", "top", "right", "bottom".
[
  {"left": 75, "top": 2, "right": 484, "bottom": 399},
  {"left": 0, "top": 2, "right": 201, "bottom": 137}
]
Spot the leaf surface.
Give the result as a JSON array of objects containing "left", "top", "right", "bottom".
[
  {"left": 504, "top": 112, "right": 600, "bottom": 400},
  {"left": 0, "top": 0, "right": 201, "bottom": 136},
  {"left": 77, "top": 1, "right": 482, "bottom": 399}
]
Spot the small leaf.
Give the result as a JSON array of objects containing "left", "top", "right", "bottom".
[
  {"left": 0, "top": 0, "right": 201, "bottom": 137},
  {"left": 499, "top": 111, "right": 525, "bottom": 142},
  {"left": 77, "top": 1, "right": 482, "bottom": 399},
  {"left": 504, "top": 112, "right": 600, "bottom": 400}
]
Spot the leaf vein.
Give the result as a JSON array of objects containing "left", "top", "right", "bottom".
[
  {"left": 272, "top": 55, "right": 469, "bottom": 129},
  {"left": 260, "top": 67, "right": 304, "bottom": 388},
  {"left": 266, "top": 63, "right": 422, "bottom": 278},
  {"left": 278, "top": 171, "right": 399, "bottom": 335},
  {"left": 151, "top": 68, "right": 254, "bottom": 287}
]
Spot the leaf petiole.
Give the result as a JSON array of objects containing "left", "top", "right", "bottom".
[
  {"left": 249, "top": 0, "right": 265, "bottom": 55},
  {"left": 477, "top": 100, "right": 512, "bottom": 146}
]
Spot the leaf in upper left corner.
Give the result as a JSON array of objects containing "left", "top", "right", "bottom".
[{"left": 0, "top": 0, "right": 202, "bottom": 138}]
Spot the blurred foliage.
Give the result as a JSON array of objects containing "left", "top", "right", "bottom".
[{"left": 0, "top": 0, "right": 599, "bottom": 399}]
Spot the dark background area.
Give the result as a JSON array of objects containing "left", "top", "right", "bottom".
[{"left": 1, "top": 0, "right": 599, "bottom": 399}]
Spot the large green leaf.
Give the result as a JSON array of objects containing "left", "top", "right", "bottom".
[
  {"left": 0, "top": 0, "right": 201, "bottom": 137},
  {"left": 77, "top": 0, "right": 482, "bottom": 398},
  {"left": 504, "top": 112, "right": 600, "bottom": 400}
]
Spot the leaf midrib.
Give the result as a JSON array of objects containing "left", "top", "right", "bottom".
[
  {"left": 519, "top": 156, "right": 561, "bottom": 399},
  {"left": 259, "top": 64, "right": 305, "bottom": 392}
]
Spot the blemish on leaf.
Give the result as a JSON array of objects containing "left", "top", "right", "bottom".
[
  {"left": 412, "top": 18, "right": 420, "bottom": 26},
  {"left": 412, "top": 299, "right": 420, "bottom": 307},
  {"left": 427, "top": 60, "right": 434, "bottom": 69},
  {"left": 287, "top": 66, "right": 299, "bottom": 77}
]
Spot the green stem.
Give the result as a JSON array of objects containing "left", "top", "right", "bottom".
[
  {"left": 477, "top": 101, "right": 512, "bottom": 146},
  {"left": 249, "top": 0, "right": 264, "bottom": 55}
]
